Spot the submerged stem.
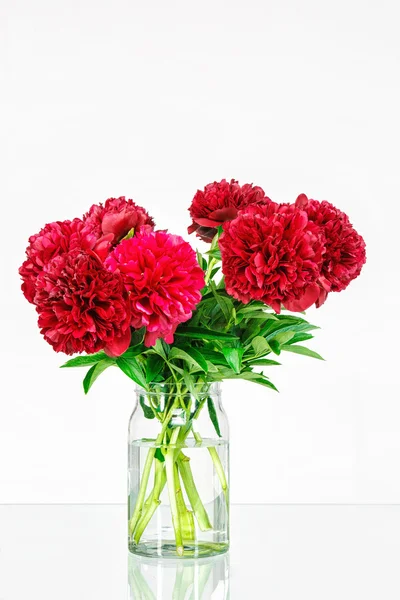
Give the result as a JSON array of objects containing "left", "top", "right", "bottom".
[
  {"left": 129, "top": 400, "right": 179, "bottom": 536},
  {"left": 166, "top": 427, "right": 184, "bottom": 556},
  {"left": 193, "top": 431, "right": 229, "bottom": 507},
  {"left": 178, "top": 452, "right": 212, "bottom": 531},
  {"left": 134, "top": 459, "right": 166, "bottom": 545}
]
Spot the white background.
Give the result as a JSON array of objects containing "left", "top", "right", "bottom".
[{"left": 2, "top": 0, "right": 400, "bottom": 504}]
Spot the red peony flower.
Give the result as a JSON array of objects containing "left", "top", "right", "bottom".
[
  {"left": 188, "top": 179, "right": 269, "bottom": 242},
  {"left": 106, "top": 230, "right": 205, "bottom": 347},
  {"left": 219, "top": 202, "right": 325, "bottom": 313},
  {"left": 295, "top": 194, "right": 366, "bottom": 305},
  {"left": 34, "top": 250, "right": 131, "bottom": 356},
  {"left": 84, "top": 196, "right": 155, "bottom": 245},
  {"left": 19, "top": 218, "right": 109, "bottom": 304}
]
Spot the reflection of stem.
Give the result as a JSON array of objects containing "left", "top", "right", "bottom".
[
  {"left": 188, "top": 561, "right": 213, "bottom": 600},
  {"left": 178, "top": 453, "right": 212, "bottom": 531},
  {"left": 193, "top": 431, "right": 229, "bottom": 508},
  {"left": 129, "top": 561, "right": 156, "bottom": 600},
  {"left": 172, "top": 562, "right": 195, "bottom": 600},
  {"left": 166, "top": 427, "right": 184, "bottom": 556}
]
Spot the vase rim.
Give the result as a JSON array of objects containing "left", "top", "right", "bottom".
[{"left": 136, "top": 382, "right": 221, "bottom": 395}]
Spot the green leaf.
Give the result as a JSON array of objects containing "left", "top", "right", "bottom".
[
  {"left": 247, "top": 358, "right": 281, "bottom": 366},
  {"left": 251, "top": 336, "right": 272, "bottom": 357},
  {"left": 121, "top": 344, "right": 145, "bottom": 359},
  {"left": 83, "top": 358, "right": 114, "bottom": 394},
  {"left": 206, "top": 248, "right": 222, "bottom": 260},
  {"left": 145, "top": 354, "right": 165, "bottom": 383},
  {"left": 196, "top": 249, "right": 207, "bottom": 270},
  {"left": 207, "top": 396, "right": 221, "bottom": 437},
  {"left": 239, "top": 371, "right": 279, "bottom": 391},
  {"left": 222, "top": 347, "right": 244, "bottom": 374},
  {"left": 200, "top": 349, "right": 230, "bottom": 366},
  {"left": 168, "top": 362, "right": 185, "bottom": 375},
  {"left": 176, "top": 327, "right": 239, "bottom": 341},
  {"left": 121, "top": 227, "right": 135, "bottom": 241},
  {"left": 182, "top": 368, "right": 200, "bottom": 399},
  {"left": 206, "top": 360, "right": 219, "bottom": 373},
  {"left": 155, "top": 448, "right": 165, "bottom": 462},
  {"left": 281, "top": 344, "right": 324, "bottom": 360},
  {"left": 265, "top": 321, "right": 318, "bottom": 340},
  {"left": 61, "top": 351, "right": 107, "bottom": 368},
  {"left": 286, "top": 332, "right": 314, "bottom": 345},
  {"left": 169, "top": 347, "right": 208, "bottom": 373},
  {"left": 152, "top": 339, "right": 169, "bottom": 360},
  {"left": 130, "top": 327, "right": 146, "bottom": 347},
  {"left": 273, "top": 331, "right": 295, "bottom": 345},
  {"left": 116, "top": 356, "right": 147, "bottom": 387},
  {"left": 242, "top": 320, "right": 262, "bottom": 343},
  {"left": 182, "top": 347, "right": 209, "bottom": 373},
  {"left": 209, "top": 283, "right": 234, "bottom": 323},
  {"left": 139, "top": 394, "right": 155, "bottom": 419},
  {"left": 269, "top": 340, "right": 281, "bottom": 355}
]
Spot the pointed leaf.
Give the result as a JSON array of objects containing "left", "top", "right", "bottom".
[
  {"left": 139, "top": 393, "right": 156, "bottom": 419},
  {"left": 207, "top": 396, "right": 222, "bottom": 437},
  {"left": 176, "top": 327, "right": 239, "bottom": 341},
  {"left": 269, "top": 340, "right": 281, "bottom": 355},
  {"left": 145, "top": 354, "right": 165, "bottom": 383},
  {"left": 239, "top": 371, "right": 279, "bottom": 391},
  {"left": 273, "top": 331, "right": 295, "bottom": 345},
  {"left": 83, "top": 358, "right": 114, "bottom": 394},
  {"left": 61, "top": 351, "right": 107, "bottom": 368},
  {"left": 247, "top": 358, "right": 281, "bottom": 366},
  {"left": 222, "top": 347, "right": 244, "bottom": 374},
  {"left": 251, "top": 336, "right": 272, "bottom": 357},
  {"left": 286, "top": 332, "right": 314, "bottom": 345},
  {"left": 281, "top": 345, "right": 324, "bottom": 360},
  {"left": 116, "top": 356, "right": 147, "bottom": 388},
  {"left": 169, "top": 347, "right": 208, "bottom": 372}
]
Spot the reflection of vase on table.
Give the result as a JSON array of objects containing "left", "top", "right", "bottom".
[{"left": 128, "top": 552, "right": 230, "bottom": 600}]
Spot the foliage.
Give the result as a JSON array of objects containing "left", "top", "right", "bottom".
[{"left": 61, "top": 230, "right": 324, "bottom": 419}]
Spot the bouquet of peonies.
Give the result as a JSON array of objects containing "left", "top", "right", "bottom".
[{"left": 19, "top": 179, "right": 366, "bottom": 556}]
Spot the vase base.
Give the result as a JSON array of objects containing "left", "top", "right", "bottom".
[{"left": 128, "top": 539, "right": 229, "bottom": 559}]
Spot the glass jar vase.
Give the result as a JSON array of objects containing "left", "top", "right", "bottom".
[{"left": 128, "top": 382, "right": 229, "bottom": 559}]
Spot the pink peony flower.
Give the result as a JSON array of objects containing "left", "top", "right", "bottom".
[
  {"left": 219, "top": 202, "right": 325, "bottom": 313},
  {"left": 295, "top": 194, "right": 366, "bottom": 306},
  {"left": 19, "top": 218, "right": 110, "bottom": 304},
  {"left": 188, "top": 179, "right": 269, "bottom": 242},
  {"left": 106, "top": 230, "right": 205, "bottom": 346},
  {"left": 84, "top": 196, "right": 155, "bottom": 244},
  {"left": 35, "top": 250, "right": 131, "bottom": 356}
]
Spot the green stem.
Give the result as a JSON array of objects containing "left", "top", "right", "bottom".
[
  {"left": 166, "top": 427, "right": 184, "bottom": 556},
  {"left": 174, "top": 462, "right": 195, "bottom": 541},
  {"left": 193, "top": 431, "right": 229, "bottom": 507},
  {"left": 178, "top": 452, "right": 212, "bottom": 531},
  {"left": 129, "top": 400, "right": 179, "bottom": 536},
  {"left": 134, "top": 459, "right": 166, "bottom": 544},
  {"left": 205, "top": 257, "right": 218, "bottom": 285}
]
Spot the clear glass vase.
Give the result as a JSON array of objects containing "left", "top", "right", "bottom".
[{"left": 128, "top": 382, "right": 229, "bottom": 559}]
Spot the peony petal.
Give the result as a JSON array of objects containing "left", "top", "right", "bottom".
[
  {"left": 295, "top": 193, "right": 309, "bottom": 209},
  {"left": 284, "top": 284, "right": 320, "bottom": 312},
  {"left": 194, "top": 217, "right": 223, "bottom": 228},
  {"left": 105, "top": 327, "right": 131, "bottom": 357},
  {"left": 207, "top": 206, "right": 238, "bottom": 222}
]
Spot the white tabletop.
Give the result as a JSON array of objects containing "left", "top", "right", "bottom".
[{"left": 0, "top": 504, "right": 399, "bottom": 599}]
